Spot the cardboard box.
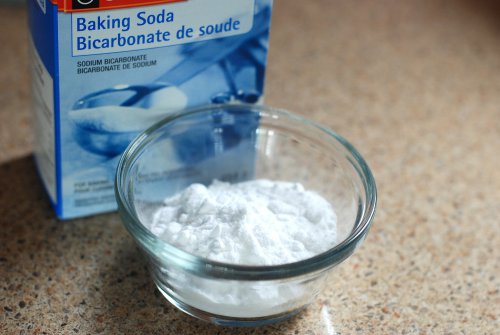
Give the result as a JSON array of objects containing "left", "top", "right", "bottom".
[{"left": 28, "top": 0, "right": 273, "bottom": 219}]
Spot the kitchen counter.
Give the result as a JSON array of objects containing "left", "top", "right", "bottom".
[{"left": 1, "top": 1, "right": 499, "bottom": 334}]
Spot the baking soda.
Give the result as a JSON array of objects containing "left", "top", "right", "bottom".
[
  {"left": 28, "top": 0, "right": 273, "bottom": 218},
  {"left": 148, "top": 179, "right": 338, "bottom": 265}
]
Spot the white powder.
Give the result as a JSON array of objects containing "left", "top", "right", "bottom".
[
  {"left": 69, "top": 106, "right": 165, "bottom": 132},
  {"left": 145, "top": 179, "right": 338, "bottom": 318},
  {"left": 148, "top": 179, "right": 337, "bottom": 266},
  {"left": 69, "top": 86, "right": 187, "bottom": 133}
]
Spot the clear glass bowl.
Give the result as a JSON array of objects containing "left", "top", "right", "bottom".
[{"left": 115, "top": 104, "right": 377, "bottom": 326}]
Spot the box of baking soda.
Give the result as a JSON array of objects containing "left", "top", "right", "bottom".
[{"left": 28, "top": 0, "right": 273, "bottom": 219}]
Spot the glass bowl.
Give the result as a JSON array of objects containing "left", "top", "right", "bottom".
[{"left": 115, "top": 104, "right": 377, "bottom": 326}]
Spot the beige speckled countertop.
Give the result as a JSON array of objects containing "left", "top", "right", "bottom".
[{"left": 1, "top": 1, "right": 499, "bottom": 334}]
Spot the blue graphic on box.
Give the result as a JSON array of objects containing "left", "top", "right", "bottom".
[
  {"left": 53, "top": 0, "right": 272, "bottom": 218},
  {"left": 131, "top": 107, "right": 261, "bottom": 209}
]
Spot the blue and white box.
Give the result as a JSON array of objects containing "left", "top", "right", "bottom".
[{"left": 28, "top": 0, "right": 273, "bottom": 219}]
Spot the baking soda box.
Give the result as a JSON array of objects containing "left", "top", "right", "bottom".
[{"left": 28, "top": 0, "right": 273, "bottom": 219}]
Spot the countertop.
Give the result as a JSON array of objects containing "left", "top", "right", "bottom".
[{"left": 1, "top": 1, "right": 499, "bottom": 334}]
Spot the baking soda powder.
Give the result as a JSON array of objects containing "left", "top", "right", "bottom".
[
  {"left": 146, "top": 179, "right": 338, "bottom": 317},
  {"left": 149, "top": 179, "right": 338, "bottom": 264}
]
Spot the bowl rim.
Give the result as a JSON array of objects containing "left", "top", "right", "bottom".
[{"left": 115, "top": 103, "right": 377, "bottom": 280}]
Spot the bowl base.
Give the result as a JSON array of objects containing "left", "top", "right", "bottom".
[{"left": 154, "top": 283, "right": 304, "bottom": 327}]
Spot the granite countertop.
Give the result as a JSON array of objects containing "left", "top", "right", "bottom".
[{"left": 1, "top": 1, "right": 499, "bottom": 334}]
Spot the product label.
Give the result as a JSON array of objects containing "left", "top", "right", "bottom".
[
  {"left": 71, "top": 0, "right": 255, "bottom": 56},
  {"left": 29, "top": 0, "right": 272, "bottom": 218},
  {"left": 31, "top": 40, "right": 56, "bottom": 202}
]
